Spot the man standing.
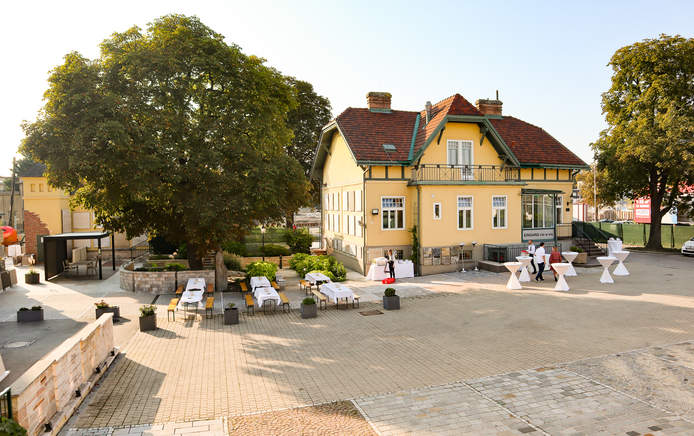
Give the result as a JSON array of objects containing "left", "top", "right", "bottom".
[
  {"left": 527, "top": 240, "right": 537, "bottom": 274},
  {"left": 535, "top": 242, "right": 546, "bottom": 282}
]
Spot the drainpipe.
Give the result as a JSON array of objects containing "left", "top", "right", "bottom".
[
  {"left": 361, "top": 165, "right": 369, "bottom": 274},
  {"left": 416, "top": 184, "right": 422, "bottom": 276}
]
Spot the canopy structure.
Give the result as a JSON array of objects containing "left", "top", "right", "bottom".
[{"left": 42, "top": 231, "right": 115, "bottom": 280}]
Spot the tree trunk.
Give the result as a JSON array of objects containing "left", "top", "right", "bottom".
[
  {"left": 187, "top": 242, "right": 204, "bottom": 270},
  {"left": 215, "top": 249, "right": 227, "bottom": 292},
  {"left": 645, "top": 194, "right": 664, "bottom": 250},
  {"left": 285, "top": 211, "right": 295, "bottom": 229}
]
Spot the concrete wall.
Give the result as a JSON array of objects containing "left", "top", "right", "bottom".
[
  {"left": 11, "top": 314, "right": 116, "bottom": 436},
  {"left": 120, "top": 263, "right": 215, "bottom": 294}
]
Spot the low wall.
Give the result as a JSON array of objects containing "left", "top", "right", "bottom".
[
  {"left": 11, "top": 314, "right": 117, "bottom": 436},
  {"left": 238, "top": 255, "right": 295, "bottom": 269},
  {"left": 120, "top": 263, "right": 216, "bottom": 294}
]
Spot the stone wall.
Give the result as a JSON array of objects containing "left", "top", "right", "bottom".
[
  {"left": 11, "top": 314, "right": 116, "bottom": 436},
  {"left": 120, "top": 263, "right": 215, "bottom": 294}
]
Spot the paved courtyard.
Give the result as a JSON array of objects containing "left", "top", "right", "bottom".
[{"left": 59, "top": 252, "right": 694, "bottom": 434}]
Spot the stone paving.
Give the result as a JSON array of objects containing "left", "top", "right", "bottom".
[{"left": 62, "top": 418, "right": 227, "bottom": 435}]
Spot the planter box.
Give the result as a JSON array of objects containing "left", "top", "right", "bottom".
[
  {"left": 574, "top": 252, "right": 588, "bottom": 264},
  {"left": 224, "top": 308, "right": 239, "bottom": 325},
  {"left": 383, "top": 295, "right": 400, "bottom": 310},
  {"left": 301, "top": 303, "right": 317, "bottom": 319},
  {"left": 96, "top": 306, "right": 120, "bottom": 321},
  {"left": 25, "top": 273, "right": 40, "bottom": 284},
  {"left": 139, "top": 314, "right": 157, "bottom": 332},
  {"left": 17, "top": 309, "right": 44, "bottom": 323}
]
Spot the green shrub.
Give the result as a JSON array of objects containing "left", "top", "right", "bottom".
[
  {"left": 289, "top": 253, "right": 310, "bottom": 269},
  {"left": 285, "top": 228, "right": 313, "bottom": 254},
  {"left": 149, "top": 254, "right": 171, "bottom": 260},
  {"left": 0, "top": 417, "right": 27, "bottom": 436},
  {"left": 222, "top": 240, "right": 248, "bottom": 257},
  {"left": 290, "top": 254, "right": 346, "bottom": 282},
  {"left": 18, "top": 307, "right": 29, "bottom": 311},
  {"left": 139, "top": 305, "right": 156, "bottom": 317},
  {"left": 223, "top": 253, "right": 242, "bottom": 271},
  {"left": 260, "top": 244, "right": 291, "bottom": 256},
  {"left": 165, "top": 263, "right": 187, "bottom": 271},
  {"left": 302, "top": 297, "right": 316, "bottom": 305},
  {"left": 246, "top": 261, "right": 278, "bottom": 281},
  {"left": 570, "top": 245, "right": 584, "bottom": 253},
  {"left": 309, "top": 269, "right": 336, "bottom": 281},
  {"left": 174, "top": 243, "right": 187, "bottom": 259},
  {"left": 384, "top": 288, "right": 397, "bottom": 297},
  {"left": 225, "top": 303, "right": 236, "bottom": 310},
  {"left": 31, "top": 306, "right": 42, "bottom": 311},
  {"left": 149, "top": 235, "right": 177, "bottom": 254}
]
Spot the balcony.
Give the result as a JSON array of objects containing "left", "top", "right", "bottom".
[{"left": 409, "top": 164, "right": 521, "bottom": 185}]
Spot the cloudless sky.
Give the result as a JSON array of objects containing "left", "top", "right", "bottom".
[{"left": 1, "top": 0, "right": 693, "bottom": 175}]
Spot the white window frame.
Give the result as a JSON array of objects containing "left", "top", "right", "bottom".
[
  {"left": 343, "top": 192, "right": 348, "bottom": 211},
  {"left": 446, "top": 139, "right": 474, "bottom": 180},
  {"left": 492, "top": 195, "right": 508, "bottom": 229},
  {"left": 433, "top": 202, "right": 442, "bottom": 220},
  {"left": 381, "top": 196, "right": 406, "bottom": 230},
  {"left": 355, "top": 190, "right": 362, "bottom": 211},
  {"left": 457, "top": 196, "right": 473, "bottom": 230},
  {"left": 555, "top": 195, "right": 563, "bottom": 225}
]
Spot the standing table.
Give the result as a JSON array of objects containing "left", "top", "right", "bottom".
[
  {"left": 504, "top": 262, "right": 522, "bottom": 290},
  {"left": 516, "top": 256, "right": 532, "bottom": 282},
  {"left": 612, "top": 250, "right": 630, "bottom": 276},
  {"left": 551, "top": 263, "right": 570, "bottom": 291},
  {"left": 561, "top": 251, "right": 578, "bottom": 276},
  {"left": 597, "top": 256, "right": 617, "bottom": 284}
]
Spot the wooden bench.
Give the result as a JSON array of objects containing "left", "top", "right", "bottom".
[
  {"left": 278, "top": 291, "right": 290, "bottom": 313},
  {"left": 167, "top": 298, "right": 179, "bottom": 321},
  {"left": 352, "top": 294, "right": 360, "bottom": 308},
  {"left": 175, "top": 285, "right": 184, "bottom": 295},
  {"left": 311, "top": 289, "right": 327, "bottom": 310},
  {"left": 240, "top": 282, "right": 249, "bottom": 293},
  {"left": 271, "top": 281, "right": 280, "bottom": 290},
  {"left": 205, "top": 296, "right": 214, "bottom": 318},
  {"left": 244, "top": 294, "right": 255, "bottom": 315},
  {"left": 299, "top": 279, "right": 311, "bottom": 295},
  {"left": 206, "top": 283, "right": 214, "bottom": 294}
]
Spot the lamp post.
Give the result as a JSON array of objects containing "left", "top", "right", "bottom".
[
  {"left": 471, "top": 241, "right": 478, "bottom": 271},
  {"left": 459, "top": 242, "right": 466, "bottom": 272},
  {"left": 261, "top": 226, "right": 266, "bottom": 261}
]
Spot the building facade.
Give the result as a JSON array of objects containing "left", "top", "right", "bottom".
[{"left": 312, "top": 92, "right": 588, "bottom": 275}]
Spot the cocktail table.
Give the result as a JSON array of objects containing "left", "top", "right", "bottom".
[
  {"left": 612, "top": 250, "right": 630, "bottom": 276},
  {"left": 504, "top": 262, "right": 522, "bottom": 290},
  {"left": 551, "top": 263, "right": 570, "bottom": 291},
  {"left": 561, "top": 251, "right": 578, "bottom": 276},
  {"left": 597, "top": 256, "right": 617, "bottom": 284},
  {"left": 516, "top": 256, "right": 532, "bottom": 282}
]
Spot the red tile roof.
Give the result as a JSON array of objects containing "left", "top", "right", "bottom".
[
  {"left": 329, "top": 93, "right": 586, "bottom": 167},
  {"left": 489, "top": 116, "right": 586, "bottom": 166}
]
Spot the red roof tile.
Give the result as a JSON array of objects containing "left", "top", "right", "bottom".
[
  {"left": 335, "top": 108, "right": 417, "bottom": 162},
  {"left": 489, "top": 116, "right": 586, "bottom": 166}
]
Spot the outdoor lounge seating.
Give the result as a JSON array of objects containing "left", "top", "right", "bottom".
[
  {"left": 299, "top": 279, "right": 311, "bottom": 294},
  {"left": 205, "top": 297, "right": 214, "bottom": 318},
  {"left": 167, "top": 298, "right": 179, "bottom": 321},
  {"left": 206, "top": 283, "right": 214, "bottom": 294},
  {"left": 278, "top": 291, "right": 290, "bottom": 313},
  {"left": 352, "top": 294, "right": 360, "bottom": 308},
  {"left": 271, "top": 281, "right": 280, "bottom": 290},
  {"left": 240, "top": 282, "right": 249, "bottom": 293},
  {"left": 62, "top": 259, "right": 78, "bottom": 275},
  {"left": 244, "top": 294, "right": 255, "bottom": 315},
  {"left": 311, "top": 289, "right": 327, "bottom": 310},
  {"left": 176, "top": 285, "right": 184, "bottom": 295}
]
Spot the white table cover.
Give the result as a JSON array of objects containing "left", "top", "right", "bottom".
[
  {"left": 504, "top": 262, "right": 522, "bottom": 290},
  {"left": 366, "top": 260, "right": 415, "bottom": 281},
  {"left": 516, "top": 256, "right": 532, "bottom": 282},
  {"left": 254, "top": 286, "right": 280, "bottom": 308},
  {"left": 612, "top": 250, "right": 630, "bottom": 276},
  {"left": 321, "top": 282, "right": 354, "bottom": 304},
  {"left": 607, "top": 238, "right": 623, "bottom": 257},
  {"left": 561, "top": 252, "right": 578, "bottom": 276},
  {"left": 597, "top": 256, "right": 616, "bottom": 284},
  {"left": 7, "top": 244, "right": 22, "bottom": 257},
  {"left": 186, "top": 278, "right": 206, "bottom": 292},
  {"left": 178, "top": 289, "right": 205, "bottom": 310},
  {"left": 305, "top": 272, "right": 332, "bottom": 284},
  {"left": 551, "top": 263, "right": 570, "bottom": 291},
  {"left": 250, "top": 276, "right": 271, "bottom": 291}
]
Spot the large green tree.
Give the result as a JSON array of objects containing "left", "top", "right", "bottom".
[
  {"left": 592, "top": 34, "right": 694, "bottom": 248},
  {"left": 21, "top": 15, "right": 310, "bottom": 267}
]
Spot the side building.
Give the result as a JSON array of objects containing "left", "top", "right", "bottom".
[{"left": 311, "top": 92, "right": 588, "bottom": 275}]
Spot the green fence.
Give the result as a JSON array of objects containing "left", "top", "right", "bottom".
[{"left": 587, "top": 221, "right": 694, "bottom": 248}]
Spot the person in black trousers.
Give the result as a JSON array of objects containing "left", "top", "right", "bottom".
[
  {"left": 387, "top": 249, "right": 396, "bottom": 279},
  {"left": 535, "top": 242, "right": 546, "bottom": 282}
]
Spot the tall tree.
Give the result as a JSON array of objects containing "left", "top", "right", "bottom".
[
  {"left": 284, "top": 78, "right": 332, "bottom": 225},
  {"left": 576, "top": 166, "right": 616, "bottom": 219},
  {"left": 21, "top": 14, "right": 310, "bottom": 268},
  {"left": 592, "top": 34, "right": 694, "bottom": 248},
  {"left": 3, "top": 157, "right": 45, "bottom": 190}
]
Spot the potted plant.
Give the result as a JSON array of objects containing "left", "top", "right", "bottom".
[
  {"left": 17, "top": 305, "right": 44, "bottom": 322},
  {"left": 138, "top": 304, "right": 157, "bottom": 331},
  {"left": 224, "top": 303, "right": 239, "bottom": 325},
  {"left": 301, "top": 297, "right": 317, "bottom": 319},
  {"left": 383, "top": 288, "right": 400, "bottom": 310},
  {"left": 94, "top": 300, "right": 120, "bottom": 321},
  {"left": 25, "top": 269, "right": 40, "bottom": 284},
  {"left": 570, "top": 246, "right": 587, "bottom": 264}
]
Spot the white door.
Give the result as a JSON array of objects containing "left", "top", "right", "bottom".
[{"left": 447, "top": 140, "right": 473, "bottom": 180}]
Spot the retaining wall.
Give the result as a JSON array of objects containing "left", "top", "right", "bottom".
[{"left": 120, "top": 263, "right": 215, "bottom": 294}]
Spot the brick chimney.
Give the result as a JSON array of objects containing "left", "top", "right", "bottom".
[
  {"left": 476, "top": 98, "right": 503, "bottom": 116},
  {"left": 366, "top": 92, "right": 392, "bottom": 111}
]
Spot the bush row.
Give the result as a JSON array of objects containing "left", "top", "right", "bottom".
[{"left": 289, "top": 253, "right": 347, "bottom": 282}]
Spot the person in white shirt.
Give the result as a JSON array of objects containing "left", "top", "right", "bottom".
[
  {"left": 534, "top": 242, "right": 546, "bottom": 282},
  {"left": 527, "top": 240, "right": 537, "bottom": 274}
]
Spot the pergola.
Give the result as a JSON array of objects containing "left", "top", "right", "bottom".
[{"left": 42, "top": 231, "right": 115, "bottom": 280}]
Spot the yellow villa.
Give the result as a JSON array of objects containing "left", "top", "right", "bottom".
[{"left": 311, "top": 92, "right": 588, "bottom": 275}]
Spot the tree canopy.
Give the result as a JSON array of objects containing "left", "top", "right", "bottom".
[
  {"left": 21, "top": 14, "right": 310, "bottom": 266},
  {"left": 576, "top": 166, "right": 615, "bottom": 215},
  {"left": 592, "top": 34, "right": 694, "bottom": 248}
]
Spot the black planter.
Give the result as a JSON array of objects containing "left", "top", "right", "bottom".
[
  {"left": 383, "top": 295, "right": 400, "bottom": 310},
  {"left": 139, "top": 314, "right": 157, "bottom": 331},
  {"left": 25, "top": 272, "right": 40, "bottom": 284},
  {"left": 301, "top": 303, "right": 317, "bottom": 319},
  {"left": 17, "top": 309, "right": 44, "bottom": 322},
  {"left": 224, "top": 308, "right": 239, "bottom": 325},
  {"left": 96, "top": 306, "right": 120, "bottom": 321}
]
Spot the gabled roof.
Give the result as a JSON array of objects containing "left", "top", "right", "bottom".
[
  {"left": 489, "top": 116, "right": 586, "bottom": 167},
  {"left": 412, "top": 94, "right": 480, "bottom": 158}
]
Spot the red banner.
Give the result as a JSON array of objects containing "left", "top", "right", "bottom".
[{"left": 634, "top": 198, "right": 650, "bottom": 223}]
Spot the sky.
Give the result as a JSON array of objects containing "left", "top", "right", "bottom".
[{"left": 1, "top": 0, "right": 693, "bottom": 175}]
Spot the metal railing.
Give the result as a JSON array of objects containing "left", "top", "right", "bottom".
[
  {"left": 129, "top": 240, "right": 151, "bottom": 261},
  {"left": 483, "top": 244, "right": 526, "bottom": 263},
  {"left": 572, "top": 221, "right": 608, "bottom": 252},
  {"left": 410, "top": 164, "right": 520, "bottom": 183},
  {"left": 0, "top": 387, "right": 11, "bottom": 419}
]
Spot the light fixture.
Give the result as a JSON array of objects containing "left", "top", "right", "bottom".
[{"left": 371, "top": 209, "right": 379, "bottom": 215}]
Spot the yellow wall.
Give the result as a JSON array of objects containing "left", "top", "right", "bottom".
[
  {"left": 322, "top": 132, "right": 363, "bottom": 187},
  {"left": 21, "top": 177, "right": 70, "bottom": 234},
  {"left": 419, "top": 122, "right": 504, "bottom": 166},
  {"left": 363, "top": 180, "right": 413, "bottom": 247}
]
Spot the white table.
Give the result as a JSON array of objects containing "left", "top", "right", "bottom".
[
  {"left": 607, "top": 238, "right": 623, "bottom": 257},
  {"left": 305, "top": 272, "right": 332, "bottom": 285},
  {"left": 516, "top": 256, "right": 532, "bottom": 282},
  {"left": 597, "top": 256, "right": 617, "bottom": 284},
  {"left": 254, "top": 286, "right": 280, "bottom": 308},
  {"left": 504, "top": 262, "right": 522, "bottom": 290},
  {"left": 561, "top": 252, "right": 578, "bottom": 276},
  {"left": 321, "top": 282, "right": 355, "bottom": 305},
  {"left": 366, "top": 260, "right": 415, "bottom": 281},
  {"left": 612, "top": 250, "right": 630, "bottom": 276},
  {"left": 186, "top": 277, "right": 206, "bottom": 291},
  {"left": 250, "top": 276, "right": 271, "bottom": 291},
  {"left": 551, "top": 263, "right": 570, "bottom": 291}
]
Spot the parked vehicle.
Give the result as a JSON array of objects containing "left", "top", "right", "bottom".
[{"left": 682, "top": 238, "right": 694, "bottom": 256}]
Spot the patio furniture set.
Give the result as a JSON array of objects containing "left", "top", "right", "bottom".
[
  {"left": 301, "top": 272, "right": 360, "bottom": 310},
  {"left": 167, "top": 277, "right": 215, "bottom": 321}
]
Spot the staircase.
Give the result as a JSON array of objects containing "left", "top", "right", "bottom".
[
  {"left": 202, "top": 251, "right": 216, "bottom": 269},
  {"left": 573, "top": 236, "right": 605, "bottom": 257}
]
